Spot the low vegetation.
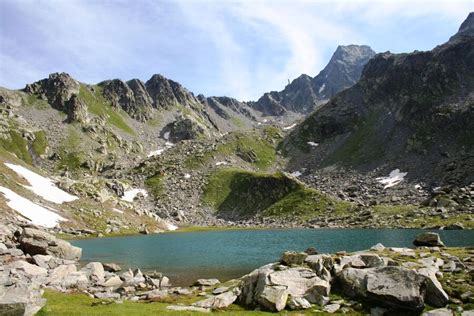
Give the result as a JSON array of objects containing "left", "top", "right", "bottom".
[
  {"left": 203, "top": 168, "right": 353, "bottom": 220},
  {"left": 185, "top": 128, "right": 280, "bottom": 170},
  {"left": 32, "top": 130, "right": 48, "bottom": 156},
  {"left": 79, "top": 84, "right": 136, "bottom": 135},
  {"left": 0, "top": 130, "right": 32, "bottom": 164}
]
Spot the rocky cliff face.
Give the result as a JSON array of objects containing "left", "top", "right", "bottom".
[
  {"left": 282, "top": 13, "right": 474, "bottom": 185},
  {"left": 250, "top": 45, "right": 376, "bottom": 116}
]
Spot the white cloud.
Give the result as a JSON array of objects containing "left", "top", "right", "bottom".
[{"left": 1, "top": 0, "right": 472, "bottom": 100}]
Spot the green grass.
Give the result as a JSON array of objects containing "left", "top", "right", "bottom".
[
  {"left": 203, "top": 168, "right": 353, "bottom": 219},
  {"left": 38, "top": 290, "right": 329, "bottom": 315},
  {"left": 230, "top": 116, "right": 245, "bottom": 128},
  {"left": 57, "top": 127, "right": 84, "bottom": 171},
  {"left": 144, "top": 174, "right": 164, "bottom": 198},
  {"left": 185, "top": 131, "right": 277, "bottom": 170},
  {"left": 325, "top": 111, "right": 385, "bottom": 166},
  {"left": 0, "top": 130, "right": 32, "bottom": 164},
  {"left": 23, "top": 94, "right": 50, "bottom": 110},
  {"left": 32, "top": 131, "right": 48, "bottom": 156},
  {"left": 79, "top": 85, "right": 135, "bottom": 135}
]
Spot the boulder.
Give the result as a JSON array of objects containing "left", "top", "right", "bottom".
[
  {"left": 103, "top": 276, "right": 123, "bottom": 288},
  {"left": 19, "top": 228, "right": 82, "bottom": 260},
  {"left": 422, "top": 308, "right": 454, "bottom": 316},
  {"left": 103, "top": 263, "right": 121, "bottom": 272},
  {"left": 257, "top": 285, "right": 288, "bottom": 312},
  {"left": 413, "top": 232, "right": 445, "bottom": 247},
  {"left": 418, "top": 267, "right": 449, "bottom": 307},
  {"left": 338, "top": 266, "right": 427, "bottom": 311},
  {"left": 81, "top": 262, "right": 105, "bottom": 284},
  {"left": 268, "top": 267, "right": 329, "bottom": 298},
  {"left": 0, "top": 282, "right": 46, "bottom": 316},
  {"left": 195, "top": 278, "right": 220, "bottom": 286},
  {"left": 323, "top": 303, "right": 341, "bottom": 313},
  {"left": 281, "top": 251, "right": 308, "bottom": 265},
  {"left": 193, "top": 290, "right": 240, "bottom": 309},
  {"left": 8, "top": 260, "right": 48, "bottom": 278},
  {"left": 47, "top": 265, "right": 88, "bottom": 289},
  {"left": 287, "top": 296, "right": 311, "bottom": 310}
]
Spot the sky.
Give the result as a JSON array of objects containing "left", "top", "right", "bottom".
[{"left": 0, "top": 0, "right": 472, "bottom": 101}]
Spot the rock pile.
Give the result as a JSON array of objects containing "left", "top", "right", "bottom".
[{"left": 0, "top": 222, "right": 172, "bottom": 315}]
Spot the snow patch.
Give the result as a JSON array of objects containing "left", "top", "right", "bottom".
[
  {"left": 163, "top": 132, "right": 170, "bottom": 140},
  {"left": 215, "top": 161, "right": 228, "bottom": 166},
  {"left": 290, "top": 171, "right": 302, "bottom": 177},
  {"left": 112, "top": 208, "right": 123, "bottom": 214},
  {"left": 4, "top": 163, "right": 78, "bottom": 204},
  {"left": 307, "top": 142, "right": 319, "bottom": 147},
  {"left": 376, "top": 169, "right": 407, "bottom": 189},
  {"left": 121, "top": 189, "right": 148, "bottom": 202},
  {"left": 165, "top": 222, "right": 178, "bottom": 231},
  {"left": 283, "top": 123, "right": 297, "bottom": 130},
  {"left": 318, "top": 83, "right": 326, "bottom": 94},
  {"left": 147, "top": 142, "right": 174, "bottom": 158},
  {"left": 0, "top": 186, "right": 65, "bottom": 228},
  {"left": 184, "top": 173, "right": 191, "bottom": 179},
  {"left": 147, "top": 149, "right": 165, "bottom": 157},
  {"left": 414, "top": 184, "right": 422, "bottom": 190}
]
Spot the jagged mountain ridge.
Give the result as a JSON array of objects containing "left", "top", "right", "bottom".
[
  {"left": 249, "top": 45, "right": 376, "bottom": 116},
  {"left": 282, "top": 13, "right": 474, "bottom": 185}
]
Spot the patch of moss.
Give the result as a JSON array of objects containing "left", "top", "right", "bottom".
[
  {"left": 79, "top": 84, "right": 136, "bottom": 135},
  {"left": 32, "top": 131, "right": 48, "bottom": 156},
  {"left": 0, "top": 130, "right": 32, "bottom": 164},
  {"left": 144, "top": 174, "right": 164, "bottom": 198}
]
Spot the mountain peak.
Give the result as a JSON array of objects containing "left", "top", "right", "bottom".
[{"left": 450, "top": 12, "right": 474, "bottom": 41}]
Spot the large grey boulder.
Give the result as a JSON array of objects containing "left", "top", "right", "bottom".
[
  {"left": 239, "top": 264, "right": 330, "bottom": 311},
  {"left": 0, "top": 282, "right": 46, "bottom": 316},
  {"left": 418, "top": 267, "right": 449, "bottom": 307},
  {"left": 257, "top": 285, "right": 288, "bottom": 312},
  {"left": 47, "top": 264, "right": 88, "bottom": 289},
  {"left": 193, "top": 289, "right": 240, "bottom": 309},
  {"left": 19, "top": 228, "right": 82, "bottom": 261},
  {"left": 81, "top": 262, "right": 105, "bottom": 284},
  {"left": 8, "top": 260, "right": 48, "bottom": 279},
  {"left": 338, "top": 266, "right": 427, "bottom": 311},
  {"left": 413, "top": 232, "right": 445, "bottom": 247}
]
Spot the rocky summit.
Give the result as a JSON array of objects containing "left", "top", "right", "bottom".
[{"left": 0, "top": 6, "right": 473, "bottom": 316}]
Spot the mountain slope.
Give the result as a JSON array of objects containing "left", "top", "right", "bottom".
[
  {"left": 249, "top": 45, "right": 376, "bottom": 116},
  {"left": 282, "top": 13, "right": 474, "bottom": 185}
]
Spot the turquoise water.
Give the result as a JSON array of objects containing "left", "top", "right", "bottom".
[{"left": 72, "top": 228, "right": 474, "bottom": 286}]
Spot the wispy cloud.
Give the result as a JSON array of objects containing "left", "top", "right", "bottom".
[{"left": 0, "top": 0, "right": 472, "bottom": 100}]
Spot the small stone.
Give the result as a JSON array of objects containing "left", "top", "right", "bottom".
[
  {"left": 195, "top": 279, "right": 220, "bottom": 286},
  {"left": 323, "top": 303, "right": 340, "bottom": 313}
]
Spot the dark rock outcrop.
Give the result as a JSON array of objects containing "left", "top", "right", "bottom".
[
  {"left": 282, "top": 13, "right": 474, "bottom": 185},
  {"left": 99, "top": 79, "right": 153, "bottom": 121},
  {"left": 24, "top": 72, "right": 80, "bottom": 112},
  {"left": 250, "top": 45, "right": 376, "bottom": 115}
]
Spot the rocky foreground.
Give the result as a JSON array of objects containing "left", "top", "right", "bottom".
[{"left": 0, "top": 222, "right": 472, "bottom": 315}]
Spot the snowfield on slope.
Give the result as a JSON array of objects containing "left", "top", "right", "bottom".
[
  {"left": 4, "top": 163, "right": 78, "bottom": 204},
  {"left": 0, "top": 186, "right": 65, "bottom": 228},
  {"left": 376, "top": 169, "right": 407, "bottom": 189},
  {"left": 121, "top": 189, "right": 148, "bottom": 202}
]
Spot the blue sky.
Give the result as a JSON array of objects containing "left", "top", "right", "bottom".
[{"left": 0, "top": 0, "right": 472, "bottom": 101}]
